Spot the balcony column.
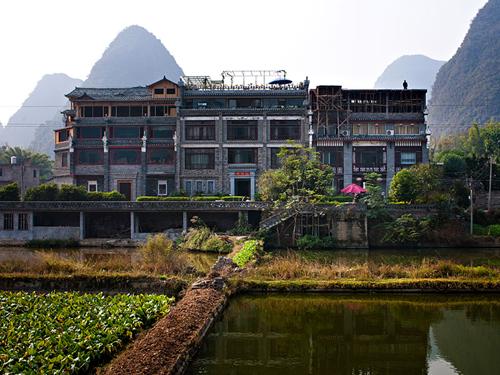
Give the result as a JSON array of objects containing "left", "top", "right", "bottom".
[
  {"left": 386, "top": 142, "right": 395, "bottom": 194},
  {"left": 182, "top": 211, "right": 188, "bottom": 234},
  {"left": 130, "top": 211, "right": 135, "bottom": 239},
  {"left": 79, "top": 211, "right": 85, "bottom": 240},
  {"left": 343, "top": 142, "right": 353, "bottom": 187},
  {"left": 422, "top": 143, "right": 429, "bottom": 164}
]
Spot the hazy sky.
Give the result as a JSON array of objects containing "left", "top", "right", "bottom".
[{"left": 0, "top": 0, "right": 488, "bottom": 125}]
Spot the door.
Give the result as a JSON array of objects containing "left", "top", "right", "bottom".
[
  {"left": 118, "top": 182, "right": 132, "bottom": 201},
  {"left": 234, "top": 178, "right": 251, "bottom": 198}
]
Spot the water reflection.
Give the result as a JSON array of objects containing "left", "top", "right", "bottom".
[{"left": 187, "top": 294, "right": 500, "bottom": 375}]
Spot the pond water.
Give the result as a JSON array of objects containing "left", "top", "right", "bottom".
[{"left": 187, "top": 294, "right": 500, "bottom": 375}]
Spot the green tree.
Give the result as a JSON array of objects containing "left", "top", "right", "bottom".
[
  {"left": 257, "top": 144, "right": 333, "bottom": 203},
  {"left": 389, "top": 169, "right": 418, "bottom": 203},
  {"left": 0, "top": 183, "right": 20, "bottom": 201},
  {"left": 0, "top": 146, "right": 53, "bottom": 182}
]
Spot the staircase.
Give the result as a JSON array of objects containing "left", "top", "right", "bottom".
[{"left": 259, "top": 209, "right": 296, "bottom": 231}]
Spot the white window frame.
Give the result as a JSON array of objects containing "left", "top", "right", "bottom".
[
  {"left": 87, "top": 180, "right": 98, "bottom": 192},
  {"left": 157, "top": 180, "right": 168, "bottom": 196},
  {"left": 195, "top": 180, "right": 203, "bottom": 194},
  {"left": 185, "top": 180, "right": 192, "bottom": 196}
]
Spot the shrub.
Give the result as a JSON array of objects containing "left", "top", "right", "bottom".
[
  {"left": 473, "top": 224, "right": 488, "bottom": 236},
  {"left": 192, "top": 196, "right": 222, "bottom": 201},
  {"left": 140, "top": 233, "right": 175, "bottom": 264},
  {"left": 296, "top": 234, "right": 336, "bottom": 250},
  {"left": 24, "top": 183, "right": 59, "bottom": 201},
  {"left": 382, "top": 214, "right": 429, "bottom": 244},
  {"left": 488, "top": 224, "right": 500, "bottom": 237},
  {"left": 180, "top": 226, "right": 232, "bottom": 253},
  {"left": 58, "top": 184, "right": 88, "bottom": 201},
  {"left": 87, "top": 191, "right": 126, "bottom": 201},
  {"left": 136, "top": 196, "right": 190, "bottom": 202},
  {"left": 232, "top": 239, "right": 263, "bottom": 267},
  {"left": 0, "top": 182, "right": 20, "bottom": 201}
]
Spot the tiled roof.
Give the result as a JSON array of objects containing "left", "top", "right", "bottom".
[{"left": 66, "top": 87, "right": 151, "bottom": 101}]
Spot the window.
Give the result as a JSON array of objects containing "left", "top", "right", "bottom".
[
  {"left": 151, "top": 126, "right": 174, "bottom": 138},
  {"left": 368, "top": 124, "right": 385, "bottom": 135},
  {"left": 158, "top": 180, "right": 168, "bottom": 196},
  {"left": 18, "top": 213, "right": 28, "bottom": 231},
  {"left": 227, "top": 120, "right": 258, "bottom": 140},
  {"left": 195, "top": 181, "right": 203, "bottom": 193},
  {"left": 154, "top": 88, "right": 164, "bottom": 95},
  {"left": 111, "top": 106, "right": 148, "bottom": 117},
  {"left": 166, "top": 88, "right": 176, "bottom": 95},
  {"left": 185, "top": 121, "right": 215, "bottom": 141},
  {"left": 150, "top": 106, "right": 175, "bottom": 117},
  {"left": 80, "top": 106, "right": 108, "bottom": 118},
  {"left": 0, "top": 168, "right": 2, "bottom": 177},
  {"left": 87, "top": 180, "right": 98, "bottom": 192},
  {"left": 3, "top": 213, "right": 14, "bottom": 230},
  {"left": 355, "top": 148, "right": 385, "bottom": 167},
  {"left": 78, "top": 127, "right": 103, "bottom": 139},
  {"left": 270, "top": 120, "right": 301, "bottom": 140},
  {"left": 207, "top": 180, "right": 215, "bottom": 194},
  {"left": 33, "top": 170, "right": 37, "bottom": 178},
  {"left": 185, "top": 149, "right": 215, "bottom": 169},
  {"left": 185, "top": 181, "right": 192, "bottom": 195},
  {"left": 56, "top": 129, "right": 69, "bottom": 142},
  {"left": 228, "top": 148, "right": 256, "bottom": 164},
  {"left": 112, "top": 127, "right": 141, "bottom": 138},
  {"left": 148, "top": 148, "right": 174, "bottom": 164},
  {"left": 320, "top": 148, "right": 343, "bottom": 166},
  {"left": 395, "top": 124, "right": 420, "bottom": 135},
  {"left": 77, "top": 150, "right": 103, "bottom": 165},
  {"left": 110, "top": 149, "right": 140, "bottom": 164},
  {"left": 270, "top": 148, "right": 282, "bottom": 169},
  {"left": 61, "top": 152, "right": 68, "bottom": 168},
  {"left": 401, "top": 152, "right": 417, "bottom": 165}
]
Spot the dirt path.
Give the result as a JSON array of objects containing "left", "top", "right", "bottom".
[{"left": 103, "top": 286, "right": 226, "bottom": 375}]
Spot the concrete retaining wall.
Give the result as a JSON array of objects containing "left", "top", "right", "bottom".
[{"left": 33, "top": 226, "right": 80, "bottom": 240}]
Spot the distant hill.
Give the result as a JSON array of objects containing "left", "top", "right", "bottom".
[
  {"left": 428, "top": 0, "right": 500, "bottom": 136},
  {"left": 374, "top": 55, "right": 445, "bottom": 98},
  {"left": 28, "top": 25, "right": 185, "bottom": 155},
  {"left": 0, "top": 74, "right": 82, "bottom": 148},
  {"left": 82, "top": 25, "right": 184, "bottom": 87}
]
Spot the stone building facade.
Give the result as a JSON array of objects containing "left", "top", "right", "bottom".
[
  {"left": 53, "top": 74, "right": 427, "bottom": 199},
  {"left": 0, "top": 161, "right": 40, "bottom": 194}
]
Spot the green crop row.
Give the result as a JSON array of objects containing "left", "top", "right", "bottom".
[{"left": 0, "top": 291, "right": 173, "bottom": 374}]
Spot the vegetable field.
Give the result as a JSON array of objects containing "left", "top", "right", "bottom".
[{"left": 0, "top": 292, "right": 173, "bottom": 374}]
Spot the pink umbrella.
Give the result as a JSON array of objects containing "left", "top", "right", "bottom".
[{"left": 341, "top": 183, "right": 367, "bottom": 195}]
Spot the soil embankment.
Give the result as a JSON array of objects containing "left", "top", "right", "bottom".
[{"left": 103, "top": 283, "right": 227, "bottom": 375}]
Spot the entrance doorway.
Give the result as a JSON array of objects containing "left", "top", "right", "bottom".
[
  {"left": 234, "top": 178, "right": 251, "bottom": 198},
  {"left": 118, "top": 181, "right": 132, "bottom": 201}
]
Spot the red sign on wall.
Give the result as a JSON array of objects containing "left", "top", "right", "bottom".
[{"left": 234, "top": 171, "right": 251, "bottom": 176}]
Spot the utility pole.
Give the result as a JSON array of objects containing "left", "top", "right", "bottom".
[{"left": 488, "top": 156, "right": 493, "bottom": 211}]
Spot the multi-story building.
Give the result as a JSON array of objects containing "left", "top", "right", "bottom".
[
  {"left": 53, "top": 73, "right": 427, "bottom": 199},
  {"left": 54, "top": 77, "right": 180, "bottom": 200},
  {"left": 310, "top": 86, "right": 428, "bottom": 192},
  {"left": 177, "top": 72, "right": 309, "bottom": 198}
]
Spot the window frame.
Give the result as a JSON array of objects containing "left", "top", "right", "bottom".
[
  {"left": 157, "top": 180, "right": 168, "bottom": 196},
  {"left": 3, "top": 213, "right": 14, "bottom": 230},
  {"left": 87, "top": 180, "right": 98, "bottom": 193}
]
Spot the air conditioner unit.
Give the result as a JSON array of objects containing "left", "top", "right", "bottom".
[
  {"left": 340, "top": 130, "right": 350, "bottom": 137},
  {"left": 386, "top": 129, "right": 395, "bottom": 136}
]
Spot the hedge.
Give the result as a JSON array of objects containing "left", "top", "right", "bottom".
[
  {"left": 23, "top": 184, "right": 126, "bottom": 201},
  {"left": 136, "top": 195, "right": 246, "bottom": 202}
]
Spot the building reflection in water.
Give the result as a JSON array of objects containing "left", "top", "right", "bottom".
[{"left": 187, "top": 294, "right": 500, "bottom": 375}]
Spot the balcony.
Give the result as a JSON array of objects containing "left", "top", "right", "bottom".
[{"left": 353, "top": 165, "right": 387, "bottom": 173}]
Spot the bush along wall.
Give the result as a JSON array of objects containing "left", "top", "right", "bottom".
[
  {"left": 0, "top": 183, "right": 20, "bottom": 201},
  {"left": 23, "top": 184, "right": 126, "bottom": 201},
  {"left": 136, "top": 195, "right": 245, "bottom": 202}
]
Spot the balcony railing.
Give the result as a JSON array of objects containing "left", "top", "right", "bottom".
[{"left": 353, "top": 165, "right": 386, "bottom": 173}]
